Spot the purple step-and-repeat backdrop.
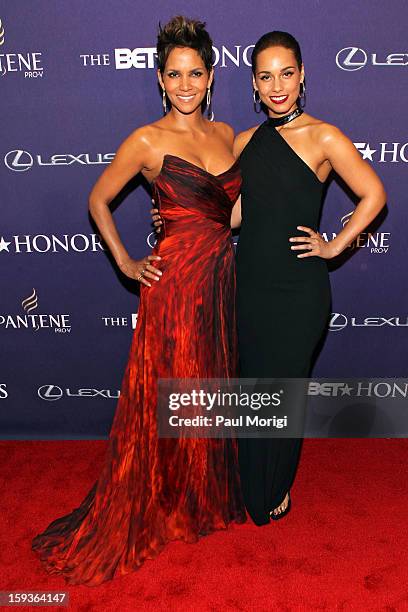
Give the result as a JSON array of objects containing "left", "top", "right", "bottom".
[{"left": 1, "top": 1, "right": 406, "bottom": 438}]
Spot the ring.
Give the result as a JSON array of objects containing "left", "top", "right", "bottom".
[{"left": 137, "top": 273, "right": 143, "bottom": 281}]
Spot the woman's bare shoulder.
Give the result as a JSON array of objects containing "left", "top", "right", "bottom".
[
  {"left": 233, "top": 124, "right": 262, "bottom": 157},
  {"left": 211, "top": 120, "right": 235, "bottom": 145},
  {"left": 108, "top": 121, "right": 170, "bottom": 174},
  {"left": 303, "top": 114, "right": 345, "bottom": 144},
  {"left": 122, "top": 121, "right": 166, "bottom": 150}
]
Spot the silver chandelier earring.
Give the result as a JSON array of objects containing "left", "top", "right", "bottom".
[
  {"left": 206, "top": 87, "right": 214, "bottom": 121},
  {"left": 162, "top": 88, "right": 167, "bottom": 114},
  {"left": 253, "top": 89, "right": 262, "bottom": 113}
]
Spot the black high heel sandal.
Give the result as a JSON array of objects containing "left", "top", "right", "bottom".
[{"left": 270, "top": 491, "right": 291, "bottom": 521}]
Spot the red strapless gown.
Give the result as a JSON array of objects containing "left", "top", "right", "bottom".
[{"left": 31, "top": 154, "right": 246, "bottom": 586}]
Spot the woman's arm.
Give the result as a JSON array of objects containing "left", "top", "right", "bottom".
[
  {"left": 230, "top": 196, "right": 241, "bottom": 229},
  {"left": 230, "top": 126, "right": 259, "bottom": 229},
  {"left": 290, "top": 124, "right": 387, "bottom": 259},
  {"left": 88, "top": 128, "right": 161, "bottom": 283}
]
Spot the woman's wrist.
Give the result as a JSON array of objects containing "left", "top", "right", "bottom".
[
  {"left": 117, "top": 254, "right": 132, "bottom": 269},
  {"left": 328, "top": 236, "right": 347, "bottom": 257}
]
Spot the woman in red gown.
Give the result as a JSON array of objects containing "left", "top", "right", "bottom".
[{"left": 31, "top": 16, "right": 246, "bottom": 586}]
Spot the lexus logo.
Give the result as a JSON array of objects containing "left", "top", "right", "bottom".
[
  {"left": 336, "top": 47, "right": 367, "bottom": 71},
  {"left": 336, "top": 47, "right": 408, "bottom": 71},
  {"left": 4, "top": 150, "right": 114, "bottom": 171},
  {"left": 5, "top": 150, "right": 33, "bottom": 171},
  {"left": 329, "top": 313, "right": 348, "bottom": 331},
  {"left": 38, "top": 385, "right": 63, "bottom": 401}
]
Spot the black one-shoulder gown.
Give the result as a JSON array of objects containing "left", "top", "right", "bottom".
[{"left": 236, "top": 118, "right": 331, "bottom": 526}]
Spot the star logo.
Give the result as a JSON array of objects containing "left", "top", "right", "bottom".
[
  {"left": 354, "top": 142, "right": 377, "bottom": 161},
  {"left": 0, "top": 237, "right": 11, "bottom": 252},
  {"left": 340, "top": 384, "right": 353, "bottom": 396}
]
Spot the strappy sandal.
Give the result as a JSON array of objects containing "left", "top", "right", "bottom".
[{"left": 270, "top": 490, "right": 291, "bottom": 521}]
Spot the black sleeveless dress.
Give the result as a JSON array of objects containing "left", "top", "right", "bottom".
[{"left": 235, "top": 118, "right": 332, "bottom": 526}]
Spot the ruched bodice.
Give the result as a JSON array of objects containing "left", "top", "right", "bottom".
[{"left": 152, "top": 154, "right": 240, "bottom": 233}]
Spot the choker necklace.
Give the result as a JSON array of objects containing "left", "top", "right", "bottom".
[{"left": 267, "top": 107, "right": 303, "bottom": 127}]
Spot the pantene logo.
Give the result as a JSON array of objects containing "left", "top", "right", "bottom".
[
  {"left": 0, "top": 18, "right": 5, "bottom": 46},
  {"left": 0, "top": 289, "right": 71, "bottom": 332},
  {"left": 0, "top": 18, "right": 44, "bottom": 78},
  {"left": 321, "top": 211, "right": 390, "bottom": 255}
]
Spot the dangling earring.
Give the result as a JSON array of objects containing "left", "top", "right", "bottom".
[
  {"left": 206, "top": 87, "right": 214, "bottom": 121},
  {"left": 299, "top": 80, "right": 306, "bottom": 109},
  {"left": 162, "top": 88, "right": 167, "bottom": 114},
  {"left": 253, "top": 89, "right": 262, "bottom": 113}
]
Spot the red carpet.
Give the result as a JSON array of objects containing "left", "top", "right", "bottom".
[{"left": 1, "top": 439, "right": 407, "bottom": 611}]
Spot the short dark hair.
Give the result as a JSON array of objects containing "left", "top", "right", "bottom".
[
  {"left": 156, "top": 15, "right": 214, "bottom": 74},
  {"left": 251, "top": 31, "right": 302, "bottom": 75}
]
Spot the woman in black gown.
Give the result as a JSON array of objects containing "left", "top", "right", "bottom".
[{"left": 233, "top": 31, "right": 386, "bottom": 525}]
